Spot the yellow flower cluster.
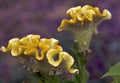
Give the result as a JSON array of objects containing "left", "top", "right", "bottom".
[
  {"left": 0, "top": 34, "right": 78, "bottom": 74},
  {"left": 58, "top": 5, "right": 111, "bottom": 32},
  {"left": 57, "top": 5, "right": 111, "bottom": 52}
]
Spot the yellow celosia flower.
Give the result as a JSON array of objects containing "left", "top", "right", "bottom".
[
  {"left": 0, "top": 34, "right": 78, "bottom": 74},
  {"left": 58, "top": 5, "right": 112, "bottom": 52}
]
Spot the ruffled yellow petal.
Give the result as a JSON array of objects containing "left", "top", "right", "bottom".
[
  {"left": 0, "top": 34, "right": 40, "bottom": 57},
  {"left": 1, "top": 38, "right": 22, "bottom": 56},
  {"left": 20, "top": 34, "right": 40, "bottom": 50},
  {"left": 40, "top": 38, "right": 63, "bottom": 51},
  {"left": 19, "top": 35, "right": 41, "bottom": 61},
  {"left": 38, "top": 38, "right": 63, "bottom": 60},
  {"left": 58, "top": 5, "right": 111, "bottom": 32},
  {"left": 46, "top": 49, "right": 78, "bottom": 73},
  {"left": 46, "top": 49, "right": 63, "bottom": 67},
  {"left": 58, "top": 5, "right": 111, "bottom": 52},
  {"left": 61, "top": 52, "right": 79, "bottom": 73}
]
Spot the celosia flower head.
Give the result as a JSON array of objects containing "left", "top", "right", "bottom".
[
  {"left": 0, "top": 34, "right": 78, "bottom": 75},
  {"left": 58, "top": 5, "right": 111, "bottom": 52}
]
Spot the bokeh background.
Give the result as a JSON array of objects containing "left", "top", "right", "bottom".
[{"left": 0, "top": 0, "right": 120, "bottom": 83}]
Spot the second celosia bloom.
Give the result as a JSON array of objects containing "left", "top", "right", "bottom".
[
  {"left": 58, "top": 5, "right": 111, "bottom": 52},
  {"left": 0, "top": 34, "right": 78, "bottom": 75}
]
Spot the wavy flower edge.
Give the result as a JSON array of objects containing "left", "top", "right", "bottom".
[
  {"left": 0, "top": 34, "right": 78, "bottom": 74},
  {"left": 58, "top": 5, "right": 112, "bottom": 32}
]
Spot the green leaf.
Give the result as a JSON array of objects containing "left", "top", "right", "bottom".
[
  {"left": 102, "top": 62, "right": 120, "bottom": 78},
  {"left": 62, "top": 80, "right": 74, "bottom": 83},
  {"left": 112, "top": 76, "right": 120, "bottom": 83}
]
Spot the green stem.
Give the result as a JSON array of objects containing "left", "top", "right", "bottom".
[
  {"left": 78, "top": 54, "right": 87, "bottom": 83},
  {"left": 44, "top": 75, "right": 60, "bottom": 83},
  {"left": 72, "top": 48, "right": 89, "bottom": 83},
  {"left": 81, "top": 65, "right": 88, "bottom": 83},
  {"left": 33, "top": 73, "right": 60, "bottom": 83}
]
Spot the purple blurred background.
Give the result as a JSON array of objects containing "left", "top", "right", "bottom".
[{"left": 0, "top": 0, "right": 120, "bottom": 83}]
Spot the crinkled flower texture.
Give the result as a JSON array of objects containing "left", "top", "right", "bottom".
[
  {"left": 0, "top": 34, "right": 78, "bottom": 75},
  {"left": 58, "top": 5, "right": 112, "bottom": 52}
]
